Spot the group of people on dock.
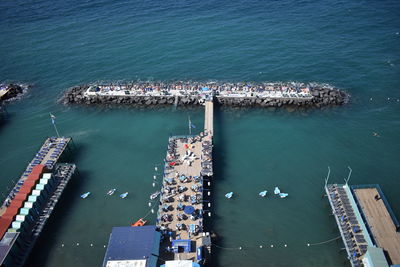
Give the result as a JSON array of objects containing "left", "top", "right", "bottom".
[{"left": 85, "top": 81, "right": 318, "bottom": 98}]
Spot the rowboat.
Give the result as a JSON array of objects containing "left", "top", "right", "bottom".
[
  {"left": 81, "top": 192, "right": 90, "bottom": 199},
  {"left": 131, "top": 218, "right": 147, "bottom": 227},
  {"left": 225, "top": 192, "right": 233, "bottom": 199},
  {"left": 120, "top": 192, "right": 129, "bottom": 199},
  {"left": 150, "top": 191, "right": 160, "bottom": 200},
  {"left": 259, "top": 190, "right": 267, "bottom": 197},
  {"left": 274, "top": 187, "right": 281, "bottom": 195},
  {"left": 107, "top": 188, "right": 116, "bottom": 195}
]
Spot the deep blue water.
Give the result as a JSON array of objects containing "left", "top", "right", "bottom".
[{"left": 0, "top": 0, "right": 399, "bottom": 266}]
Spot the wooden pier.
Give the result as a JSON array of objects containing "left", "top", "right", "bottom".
[
  {"left": 353, "top": 186, "right": 400, "bottom": 265},
  {"left": 156, "top": 99, "right": 213, "bottom": 264},
  {"left": 204, "top": 101, "right": 213, "bottom": 137},
  {"left": 0, "top": 137, "right": 71, "bottom": 216}
]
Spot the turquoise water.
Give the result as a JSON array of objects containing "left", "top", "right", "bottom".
[{"left": 1, "top": 0, "right": 400, "bottom": 266}]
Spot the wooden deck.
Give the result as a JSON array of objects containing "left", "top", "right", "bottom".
[
  {"left": 353, "top": 188, "right": 400, "bottom": 264},
  {"left": 158, "top": 138, "right": 204, "bottom": 261},
  {"left": 204, "top": 101, "right": 213, "bottom": 136}
]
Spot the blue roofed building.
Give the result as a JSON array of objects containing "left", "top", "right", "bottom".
[{"left": 102, "top": 226, "right": 161, "bottom": 267}]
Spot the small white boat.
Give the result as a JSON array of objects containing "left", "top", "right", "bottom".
[
  {"left": 225, "top": 192, "right": 233, "bottom": 199},
  {"left": 274, "top": 187, "right": 281, "bottom": 195},
  {"left": 279, "top": 193, "right": 289, "bottom": 198},
  {"left": 259, "top": 190, "right": 267, "bottom": 197},
  {"left": 150, "top": 191, "right": 160, "bottom": 200},
  {"left": 120, "top": 192, "right": 129, "bottom": 199},
  {"left": 81, "top": 192, "right": 90, "bottom": 199},
  {"left": 107, "top": 189, "right": 116, "bottom": 195}
]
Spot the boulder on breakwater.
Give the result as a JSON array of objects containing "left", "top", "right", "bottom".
[{"left": 0, "top": 83, "right": 29, "bottom": 103}]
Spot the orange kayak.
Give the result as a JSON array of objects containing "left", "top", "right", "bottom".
[{"left": 131, "top": 218, "right": 147, "bottom": 227}]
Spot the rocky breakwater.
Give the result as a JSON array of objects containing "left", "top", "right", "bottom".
[
  {"left": 216, "top": 86, "right": 349, "bottom": 108},
  {"left": 61, "top": 85, "right": 204, "bottom": 107},
  {"left": 0, "top": 83, "right": 29, "bottom": 102}
]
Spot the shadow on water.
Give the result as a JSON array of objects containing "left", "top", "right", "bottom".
[
  {"left": 25, "top": 169, "right": 91, "bottom": 267},
  {"left": 205, "top": 102, "right": 227, "bottom": 267}
]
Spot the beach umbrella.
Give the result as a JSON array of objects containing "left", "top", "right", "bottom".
[{"left": 184, "top": 205, "right": 195, "bottom": 215}]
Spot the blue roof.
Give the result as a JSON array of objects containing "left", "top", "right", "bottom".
[{"left": 102, "top": 226, "right": 160, "bottom": 267}]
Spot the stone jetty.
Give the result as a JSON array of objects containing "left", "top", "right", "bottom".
[
  {"left": 61, "top": 81, "right": 349, "bottom": 108},
  {"left": 0, "top": 83, "right": 29, "bottom": 103}
]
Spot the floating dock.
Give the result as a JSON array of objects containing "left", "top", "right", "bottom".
[
  {"left": 0, "top": 137, "right": 76, "bottom": 267},
  {"left": 325, "top": 183, "right": 399, "bottom": 267}
]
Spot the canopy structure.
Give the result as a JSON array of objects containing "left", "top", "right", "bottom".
[
  {"left": 183, "top": 205, "right": 195, "bottom": 215},
  {"left": 102, "top": 226, "right": 160, "bottom": 267},
  {"left": 171, "top": 239, "right": 191, "bottom": 253}
]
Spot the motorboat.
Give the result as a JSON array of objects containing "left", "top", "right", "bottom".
[
  {"left": 279, "top": 193, "right": 289, "bottom": 198},
  {"left": 274, "top": 187, "right": 281, "bottom": 195},
  {"left": 120, "top": 192, "right": 129, "bottom": 199},
  {"left": 259, "top": 190, "right": 267, "bottom": 197},
  {"left": 81, "top": 192, "right": 90, "bottom": 199},
  {"left": 107, "top": 188, "right": 116, "bottom": 195},
  {"left": 225, "top": 192, "right": 233, "bottom": 199}
]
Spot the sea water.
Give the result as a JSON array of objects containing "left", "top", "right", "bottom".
[{"left": 0, "top": 0, "right": 399, "bottom": 266}]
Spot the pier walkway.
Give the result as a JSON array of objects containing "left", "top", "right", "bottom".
[
  {"left": 204, "top": 101, "right": 213, "bottom": 137},
  {"left": 353, "top": 186, "right": 400, "bottom": 265}
]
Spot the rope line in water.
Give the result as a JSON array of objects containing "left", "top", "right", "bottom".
[
  {"left": 212, "top": 244, "right": 242, "bottom": 250},
  {"left": 308, "top": 235, "right": 342, "bottom": 246}
]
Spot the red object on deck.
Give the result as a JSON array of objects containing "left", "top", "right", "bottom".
[
  {"left": 14, "top": 193, "right": 28, "bottom": 201},
  {"left": 9, "top": 200, "right": 24, "bottom": 209},
  {"left": 27, "top": 173, "right": 41, "bottom": 182},
  {"left": 31, "top": 164, "right": 46, "bottom": 174},
  {"left": 169, "top": 162, "right": 176, "bottom": 166},
  {"left": 131, "top": 218, "right": 147, "bottom": 227},
  {"left": 0, "top": 217, "right": 13, "bottom": 239}
]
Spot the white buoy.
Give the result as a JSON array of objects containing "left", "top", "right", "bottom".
[
  {"left": 104, "top": 245, "right": 106, "bottom": 248},
  {"left": 238, "top": 246, "right": 242, "bottom": 250},
  {"left": 90, "top": 244, "right": 93, "bottom": 247},
  {"left": 155, "top": 167, "right": 158, "bottom": 171},
  {"left": 62, "top": 244, "right": 64, "bottom": 247},
  {"left": 388, "top": 97, "right": 390, "bottom": 100},
  {"left": 259, "top": 245, "right": 263, "bottom": 248},
  {"left": 307, "top": 243, "right": 310, "bottom": 247},
  {"left": 284, "top": 244, "right": 287, "bottom": 247},
  {"left": 152, "top": 182, "right": 156, "bottom": 187},
  {"left": 270, "top": 245, "right": 274, "bottom": 248},
  {"left": 370, "top": 98, "right": 372, "bottom": 101},
  {"left": 77, "top": 243, "right": 79, "bottom": 246}
]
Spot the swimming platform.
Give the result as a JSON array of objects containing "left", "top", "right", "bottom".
[
  {"left": 325, "top": 183, "right": 400, "bottom": 267},
  {"left": 0, "top": 137, "right": 76, "bottom": 267}
]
